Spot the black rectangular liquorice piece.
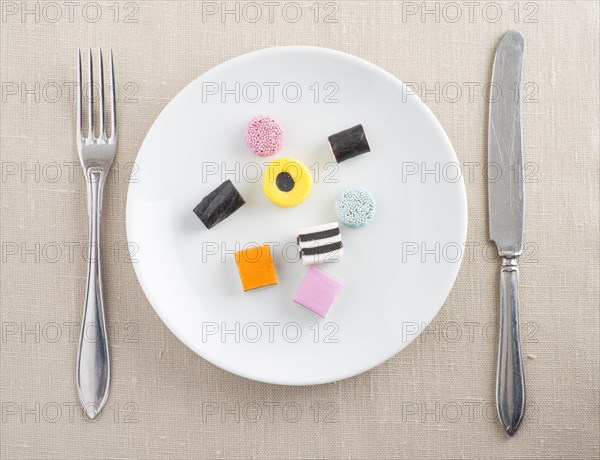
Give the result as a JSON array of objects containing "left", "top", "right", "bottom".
[
  {"left": 328, "top": 124, "right": 370, "bottom": 163},
  {"left": 193, "top": 179, "right": 245, "bottom": 229}
]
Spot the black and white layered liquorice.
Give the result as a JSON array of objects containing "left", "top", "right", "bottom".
[{"left": 297, "top": 222, "right": 343, "bottom": 265}]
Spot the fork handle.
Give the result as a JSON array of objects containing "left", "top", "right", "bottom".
[
  {"left": 76, "top": 168, "right": 110, "bottom": 419},
  {"left": 496, "top": 256, "right": 525, "bottom": 436}
]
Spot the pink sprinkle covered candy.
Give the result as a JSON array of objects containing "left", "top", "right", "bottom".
[
  {"left": 293, "top": 266, "right": 343, "bottom": 318},
  {"left": 245, "top": 115, "right": 284, "bottom": 157}
]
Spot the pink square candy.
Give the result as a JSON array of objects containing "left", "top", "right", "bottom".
[{"left": 293, "top": 266, "right": 343, "bottom": 318}]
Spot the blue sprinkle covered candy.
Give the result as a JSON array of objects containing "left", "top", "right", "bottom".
[{"left": 335, "top": 188, "right": 376, "bottom": 228}]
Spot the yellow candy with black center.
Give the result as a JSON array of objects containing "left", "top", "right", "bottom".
[{"left": 263, "top": 157, "right": 312, "bottom": 207}]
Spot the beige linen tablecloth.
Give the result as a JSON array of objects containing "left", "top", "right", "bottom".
[{"left": 1, "top": 1, "right": 598, "bottom": 458}]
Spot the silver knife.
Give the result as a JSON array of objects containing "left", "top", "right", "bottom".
[{"left": 488, "top": 30, "right": 526, "bottom": 436}]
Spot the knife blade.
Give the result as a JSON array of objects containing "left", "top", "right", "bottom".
[
  {"left": 488, "top": 30, "right": 526, "bottom": 437},
  {"left": 489, "top": 30, "right": 525, "bottom": 254}
]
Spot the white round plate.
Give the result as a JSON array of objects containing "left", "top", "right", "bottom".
[{"left": 127, "top": 46, "right": 467, "bottom": 385}]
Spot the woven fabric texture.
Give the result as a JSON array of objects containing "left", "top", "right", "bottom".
[{"left": 1, "top": 1, "right": 598, "bottom": 458}]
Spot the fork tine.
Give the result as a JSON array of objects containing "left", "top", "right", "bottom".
[
  {"left": 77, "top": 49, "right": 82, "bottom": 144},
  {"left": 98, "top": 49, "right": 105, "bottom": 140},
  {"left": 87, "top": 48, "right": 94, "bottom": 139},
  {"left": 109, "top": 49, "right": 116, "bottom": 141}
]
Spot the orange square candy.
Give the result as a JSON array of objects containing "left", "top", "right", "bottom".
[{"left": 235, "top": 245, "right": 278, "bottom": 292}]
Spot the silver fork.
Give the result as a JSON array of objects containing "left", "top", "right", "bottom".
[{"left": 75, "top": 49, "right": 117, "bottom": 419}]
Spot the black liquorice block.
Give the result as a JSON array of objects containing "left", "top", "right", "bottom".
[
  {"left": 328, "top": 124, "right": 370, "bottom": 163},
  {"left": 193, "top": 180, "right": 245, "bottom": 229}
]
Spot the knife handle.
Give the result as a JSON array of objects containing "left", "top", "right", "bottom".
[{"left": 496, "top": 256, "right": 525, "bottom": 436}]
